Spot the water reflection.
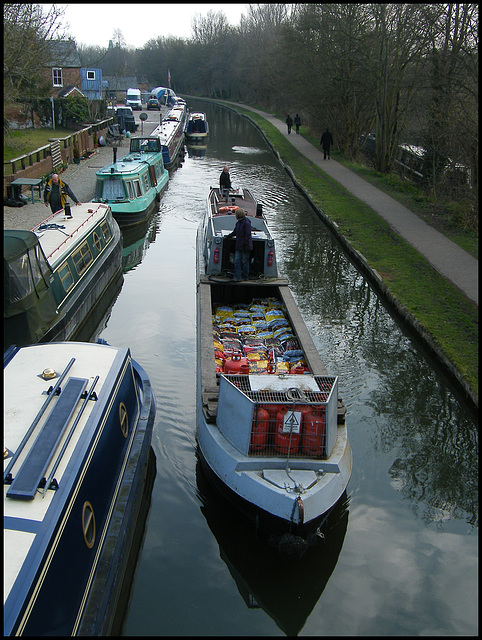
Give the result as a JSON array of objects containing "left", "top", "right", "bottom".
[
  {"left": 196, "top": 456, "right": 349, "bottom": 637},
  {"left": 186, "top": 142, "right": 208, "bottom": 158},
  {"left": 121, "top": 211, "right": 160, "bottom": 273}
]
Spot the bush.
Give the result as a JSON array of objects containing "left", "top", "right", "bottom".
[{"left": 64, "top": 95, "right": 89, "bottom": 125}]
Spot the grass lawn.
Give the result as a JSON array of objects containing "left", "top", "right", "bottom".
[{"left": 4, "top": 127, "right": 73, "bottom": 163}]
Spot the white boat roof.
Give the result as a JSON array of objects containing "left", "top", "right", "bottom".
[
  {"left": 31, "top": 202, "right": 112, "bottom": 269},
  {"left": 4, "top": 341, "right": 131, "bottom": 602}
]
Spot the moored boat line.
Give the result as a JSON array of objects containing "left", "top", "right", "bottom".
[{"left": 150, "top": 102, "right": 188, "bottom": 168}]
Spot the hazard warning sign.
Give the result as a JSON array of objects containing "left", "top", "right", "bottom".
[{"left": 282, "top": 410, "right": 301, "bottom": 434}]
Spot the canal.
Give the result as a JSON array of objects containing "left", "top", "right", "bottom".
[{"left": 98, "top": 100, "right": 477, "bottom": 636}]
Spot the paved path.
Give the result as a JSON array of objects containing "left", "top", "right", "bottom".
[{"left": 235, "top": 104, "right": 478, "bottom": 306}]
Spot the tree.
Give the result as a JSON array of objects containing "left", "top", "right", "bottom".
[
  {"left": 366, "top": 4, "right": 434, "bottom": 173},
  {"left": 4, "top": 3, "right": 66, "bottom": 130}
]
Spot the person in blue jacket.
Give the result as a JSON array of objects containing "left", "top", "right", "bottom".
[{"left": 226, "top": 208, "right": 253, "bottom": 281}]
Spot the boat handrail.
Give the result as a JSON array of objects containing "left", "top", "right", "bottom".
[
  {"left": 3, "top": 358, "right": 75, "bottom": 483},
  {"left": 41, "top": 375, "right": 99, "bottom": 495}
]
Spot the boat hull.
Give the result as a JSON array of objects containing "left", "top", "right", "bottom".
[
  {"left": 41, "top": 225, "right": 123, "bottom": 344},
  {"left": 196, "top": 277, "right": 352, "bottom": 537},
  {"left": 4, "top": 205, "right": 123, "bottom": 352},
  {"left": 4, "top": 341, "right": 156, "bottom": 636}
]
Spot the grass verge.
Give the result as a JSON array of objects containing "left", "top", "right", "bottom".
[{"left": 229, "top": 104, "right": 478, "bottom": 400}]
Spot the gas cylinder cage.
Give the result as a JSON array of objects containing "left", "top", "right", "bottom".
[{"left": 224, "top": 374, "right": 338, "bottom": 459}]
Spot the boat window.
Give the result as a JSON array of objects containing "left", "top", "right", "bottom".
[
  {"left": 125, "top": 181, "right": 135, "bottom": 199},
  {"left": 101, "top": 221, "right": 112, "bottom": 242},
  {"left": 72, "top": 243, "right": 93, "bottom": 276},
  {"left": 93, "top": 232, "right": 102, "bottom": 252},
  {"left": 102, "top": 178, "right": 125, "bottom": 201},
  {"left": 133, "top": 180, "right": 142, "bottom": 197},
  {"left": 143, "top": 172, "right": 150, "bottom": 191},
  {"left": 4, "top": 256, "right": 30, "bottom": 303},
  {"left": 82, "top": 501, "right": 96, "bottom": 548},
  {"left": 59, "top": 262, "right": 74, "bottom": 292},
  {"left": 119, "top": 402, "right": 128, "bottom": 437}
]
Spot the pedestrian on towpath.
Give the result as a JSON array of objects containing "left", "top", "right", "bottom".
[
  {"left": 320, "top": 127, "right": 334, "bottom": 160},
  {"left": 44, "top": 173, "right": 81, "bottom": 214},
  {"left": 286, "top": 115, "right": 293, "bottom": 134},
  {"left": 294, "top": 114, "right": 301, "bottom": 134}
]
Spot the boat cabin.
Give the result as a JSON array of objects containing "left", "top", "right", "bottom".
[
  {"left": 185, "top": 112, "right": 209, "bottom": 138},
  {"left": 94, "top": 146, "right": 165, "bottom": 204},
  {"left": 202, "top": 187, "right": 278, "bottom": 279}
]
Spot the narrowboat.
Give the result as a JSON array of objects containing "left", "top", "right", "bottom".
[
  {"left": 4, "top": 339, "right": 156, "bottom": 635},
  {"left": 94, "top": 137, "right": 169, "bottom": 228},
  {"left": 4, "top": 203, "right": 123, "bottom": 353},
  {"left": 150, "top": 103, "right": 188, "bottom": 168},
  {"left": 185, "top": 111, "right": 209, "bottom": 142},
  {"left": 196, "top": 457, "right": 349, "bottom": 633},
  {"left": 196, "top": 187, "right": 351, "bottom": 554}
]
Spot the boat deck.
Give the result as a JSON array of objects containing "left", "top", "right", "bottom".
[
  {"left": 209, "top": 187, "right": 259, "bottom": 218},
  {"left": 31, "top": 203, "right": 112, "bottom": 267}
]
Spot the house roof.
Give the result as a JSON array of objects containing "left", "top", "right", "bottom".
[
  {"left": 45, "top": 39, "right": 81, "bottom": 68},
  {"left": 103, "top": 76, "right": 139, "bottom": 91},
  {"left": 57, "top": 85, "right": 85, "bottom": 98}
]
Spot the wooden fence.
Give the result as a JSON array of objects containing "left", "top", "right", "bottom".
[{"left": 4, "top": 118, "right": 113, "bottom": 196}]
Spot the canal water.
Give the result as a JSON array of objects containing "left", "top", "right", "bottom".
[{"left": 98, "top": 100, "right": 477, "bottom": 636}]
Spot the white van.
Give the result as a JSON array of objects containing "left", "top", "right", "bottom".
[{"left": 126, "top": 88, "right": 142, "bottom": 110}]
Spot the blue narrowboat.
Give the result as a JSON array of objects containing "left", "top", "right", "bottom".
[
  {"left": 150, "top": 103, "right": 188, "bottom": 168},
  {"left": 185, "top": 111, "right": 209, "bottom": 142},
  {"left": 4, "top": 339, "right": 156, "bottom": 635},
  {"left": 94, "top": 136, "right": 169, "bottom": 228},
  {"left": 4, "top": 203, "right": 123, "bottom": 353}
]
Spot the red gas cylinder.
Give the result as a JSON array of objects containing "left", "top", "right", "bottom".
[
  {"left": 250, "top": 406, "right": 269, "bottom": 452},
  {"left": 274, "top": 405, "right": 300, "bottom": 454},
  {"left": 224, "top": 352, "right": 249, "bottom": 374},
  {"left": 302, "top": 408, "right": 326, "bottom": 456}
]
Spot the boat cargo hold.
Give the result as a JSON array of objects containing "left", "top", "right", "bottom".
[
  {"left": 196, "top": 186, "right": 351, "bottom": 552},
  {"left": 4, "top": 340, "right": 156, "bottom": 635},
  {"left": 93, "top": 137, "right": 169, "bottom": 228},
  {"left": 4, "top": 203, "right": 123, "bottom": 353}
]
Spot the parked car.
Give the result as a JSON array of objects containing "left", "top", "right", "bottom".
[{"left": 147, "top": 98, "right": 160, "bottom": 111}]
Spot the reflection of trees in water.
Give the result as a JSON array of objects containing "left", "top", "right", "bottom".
[{"left": 275, "top": 208, "right": 478, "bottom": 528}]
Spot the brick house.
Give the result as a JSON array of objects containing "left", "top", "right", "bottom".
[{"left": 44, "top": 39, "right": 84, "bottom": 98}]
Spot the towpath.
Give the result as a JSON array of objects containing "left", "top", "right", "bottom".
[
  {"left": 232, "top": 104, "right": 478, "bottom": 306},
  {"left": 3, "top": 111, "right": 164, "bottom": 233}
]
